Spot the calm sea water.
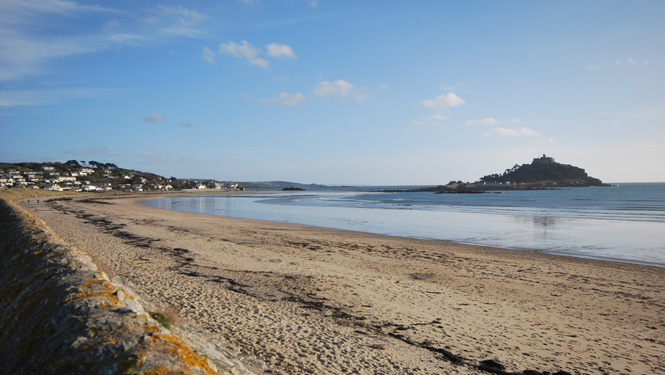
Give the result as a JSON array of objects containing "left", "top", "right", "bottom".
[{"left": 143, "top": 183, "right": 665, "bottom": 266}]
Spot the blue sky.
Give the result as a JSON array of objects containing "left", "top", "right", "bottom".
[{"left": 2, "top": 0, "right": 664, "bottom": 184}]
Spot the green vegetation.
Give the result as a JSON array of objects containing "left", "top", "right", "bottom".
[{"left": 149, "top": 311, "right": 172, "bottom": 330}]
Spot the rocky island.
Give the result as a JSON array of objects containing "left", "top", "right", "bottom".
[{"left": 418, "top": 155, "right": 607, "bottom": 194}]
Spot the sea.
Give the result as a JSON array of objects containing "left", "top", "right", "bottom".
[{"left": 143, "top": 182, "right": 665, "bottom": 267}]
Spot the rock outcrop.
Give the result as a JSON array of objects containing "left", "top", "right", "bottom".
[{"left": 0, "top": 198, "right": 222, "bottom": 374}]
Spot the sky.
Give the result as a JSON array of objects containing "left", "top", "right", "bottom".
[{"left": 1, "top": 0, "right": 664, "bottom": 185}]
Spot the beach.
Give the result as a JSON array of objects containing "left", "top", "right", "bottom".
[{"left": 20, "top": 193, "right": 665, "bottom": 375}]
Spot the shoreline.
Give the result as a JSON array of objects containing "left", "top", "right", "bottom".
[
  {"left": 18, "top": 193, "right": 665, "bottom": 374},
  {"left": 140, "top": 190, "right": 665, "bottom": 268}
]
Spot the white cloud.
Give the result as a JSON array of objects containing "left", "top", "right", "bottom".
[
  {"left": 466, "top": 117, "right": 499, "bottom": 126},
  {"left": 180, "top": 121, "right": 195, "bottom": 128},
  {"left": 484, "top": 127, "right": 541, "bottom": 137},
  {"left": 312, "top": 80, "right": 367, "bottom": 101},
  {"left": 309, "top": 1, "right": 319, "bottom": 8},
  {"left": 508, "top": 118, "right": 522, "bottom": 124},
  {"left": 143, "top": 113, "right": 166, "bottom": 123},
  {"left": 259, "top": 92, "right": 307, "bottom": 106},
  {"left": 219, "top": 40, "right": 268, "bottom": 68},
  {"left": 258, "top": 79, "right": 365, "bottom": 106},
  {"left": 423, "top": 92, "right": 465, "bottom": 109},
  {"left": 201, "top": 46, "right": 216, "bottom": 63},
  {"left": 412, "top": 92, "right": 464, "bottom": 126},
  {"left": 313, "top": 80, "right": 354, "bottom": 98},
  {"left": 267, "top": 43, "right": 296, "bottom": 59}
]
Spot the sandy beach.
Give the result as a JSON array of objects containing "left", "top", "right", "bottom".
[{"left": 19, "top": 193, "right": 665, "bottom": 375}]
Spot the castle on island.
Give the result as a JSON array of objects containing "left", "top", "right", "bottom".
[{"left": 532, "top": 154, "right": 555, "bottom": 165}]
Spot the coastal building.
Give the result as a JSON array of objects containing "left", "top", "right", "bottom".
[
  {"left": 57, "top": 176, "right": 77, "bottom": 183},
  {"left": 532, "top": 154, "right": 555, "bottom": 165}
]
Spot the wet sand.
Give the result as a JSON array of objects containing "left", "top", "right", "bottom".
[{"left": 20, "top": 193, "right": 665, "bottom": 375}]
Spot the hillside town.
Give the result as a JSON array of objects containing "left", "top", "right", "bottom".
[{"left": 0, "top": 161, "right": 241, "bottom": 192}]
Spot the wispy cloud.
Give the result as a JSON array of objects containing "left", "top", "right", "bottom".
[
  {"left": 258, "top": 79, "right": 365, "bottom": 106},
  {"left": 412, "top": 112, "right": 448, "bottom": 126},
  {"left": 218, "top": 40, "right": 268, "bottom": 68},
  {"left": 179, "top": 121, "right": 196, "bottom": 128},
  {"left": 584, "top": 62, "right": 605, "bottom": 71},
  {"left": 413, "top": 92, "right": 465, "bottom": 126},
  {"left": 585, "top": 56, "right": 652, "bottom": 71},
  {"left": 258, "top": 92, "right": 307, "bottom": 106},
  {"left": 156, "top": 5, "right": 207, "bottom": 37},
  {"left": 313, "top": 80, "right": 353, "bottom": 98},
  {"left": 313, "top": 80, "right": 366, "bottom": 101},
  {"left": 0, "top": 0, "right": 114, "bottom": 81},
  {"left": 0, "top": 31, "right": 102, "bottom": 81},
  {"left": 0, "top": 1, "right": 209, "bottom": 81},
  {"left": 423, "top": 92, "right": 465, "bottom": 109},
  {"left": 484, "top": 127, "right": 540, "bottom": 137},
  {"left": 157, "top": 6, "right": 205, "bottom": 25},
  {"left": 0, "top": 87, "right": 136, "bottom": 107},
  {"left": 466, "top": 117, "right": 499, "bottom": 126},
  {"left": 267, "top": 43, "right": 297, "bottom": 59},
  {"left": 143, "top": 113, "right": 166, "bottom": 123},
  {"left": 216, "top": 40, "right": 297, "bottom": 68},
  {"left": 106, "top": 33, "right": 148, "bottom": 45},
  {"left": 201, "top": 46, "right": 216, "bottom": 64}
]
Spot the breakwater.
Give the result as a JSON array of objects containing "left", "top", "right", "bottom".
[{"left": 0, "top": 199, "right": 221, "bottom": 375}]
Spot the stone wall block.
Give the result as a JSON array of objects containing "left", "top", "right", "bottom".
[{"left": 0, "top": 199, "right": 222, "bottom": 375}]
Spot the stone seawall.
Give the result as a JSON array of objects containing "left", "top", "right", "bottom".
[{"left": 0, "top": 199, "right": 222, "bottom": 374}]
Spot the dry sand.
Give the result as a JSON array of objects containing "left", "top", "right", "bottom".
[{"left": 19, "top": 193, "right": 665, "bottom": 375}]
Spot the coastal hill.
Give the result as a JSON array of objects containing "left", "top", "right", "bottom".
[
  {"left": 414, "top": 155, "right": 606, "bottom": 194},
  {"left": 0, "top": 160, "right": 240, "bottom": 192}
]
